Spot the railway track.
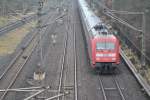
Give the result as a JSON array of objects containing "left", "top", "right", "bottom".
[
  {"left": 91, "top": 0, "right": 150, "bottom": 97},
  {"left": 72, "top": 3, "right": 78, "bottom": 100},
  {"left": 0, "top": 9, "right": 59, "bottom": 80},
  {"left": 72, "top": 0, "right": 81, "bottom": 100},
  {"left": 0, "top": 15, "right": 36, "bottom": 36},
  {"left": 0, "top": 1, "right": 72, "bottom": 100},
  {"left": 65, "top": 1, "right": 79, "bottom": 99},
  {"left": 20, "top": 11, "right": 70, "bottom": 100},
  {"left": 0, "top": 8, "right": 60, "bottom": 82},
  {"left": 55, "top": 2, "right": 79, "bottom": 99},
  {"left": 56, "top": 5, "right": 76, "bottom": 99},
  {"left": 99, "top": 75, "right": 126, "bottom": 100},
  {"left": 73, "top": 21, "right": 78, "bottom": 100},
  {"left": 57, "top": 15, "right": 69, "bottom": 100},
  {"left": 0, "top": 30, "right": 37, "bottom": 81},
  {"left": 0, "top": 30, "right": 39, "bottom": 100}
]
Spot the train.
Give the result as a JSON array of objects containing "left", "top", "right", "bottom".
[{"left": 78, "top": 0, "right": 120, "bottom": 72}]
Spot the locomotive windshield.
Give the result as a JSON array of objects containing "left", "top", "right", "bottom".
[{"left": 96, "top": 42, "right": 115, "bottom": 50}]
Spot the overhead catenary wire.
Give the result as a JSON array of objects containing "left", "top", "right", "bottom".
[
  {"left": 104, "top": 11, "right": 142, "bottom": 32},
  {"left": 95, "top": 0, "right": 143, "bottom": 32},
  {"left": 95, "top": 0, "right": 147, "bottom": 66},
  {"left": 108, "top": 10, "right": 144, "bottom": 15}
]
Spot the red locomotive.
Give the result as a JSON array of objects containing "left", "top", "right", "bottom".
[{"left": 78, "top": 0, "right": 120, "bottom": 72}]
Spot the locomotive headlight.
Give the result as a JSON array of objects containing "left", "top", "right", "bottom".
[
  {"left": 96, "top": 57, "right": 100, "bottom": 60},
  {"left": 112, "top": 58, "right": 116, "bottom": 61},
  {"left": 108, "top": 53, "right": 116, "bottom": 57},
  {"left": 96, "top": 53, "right": 116, "bottom": 57}
]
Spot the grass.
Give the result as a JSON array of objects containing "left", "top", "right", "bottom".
[
  {"left": 0, "top": 21, "right": 36, "bottom": 56},
  {"left": 0, "top": 17, "right": 9, "bottom": 27},
  {"left": 87, "top": 0, "right": 150, "bottom": 85},
  {"left": 0, "top": 16, "right": 21, "bottom": 27},
  {"left": 122, "top": 44, "right": 150, "bottom": 84},
  {"left": 0, "top": 14, "right": 29, "bottom": 27}
]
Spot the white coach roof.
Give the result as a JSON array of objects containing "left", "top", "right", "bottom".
[{"left": 79, "top": 0, "right": 102, "bottom": 30}]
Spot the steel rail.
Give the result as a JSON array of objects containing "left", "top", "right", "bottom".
[
  {"left": 0, "top": 34, "right": 40, "bottom": 100},
  {"left": 72, "top": 1, "right": 78, "bottom": 100},
  {"left": 22, "top": 11, "right": 64, "bottom": 100},
  {"left": 24, "top": 89, "right": 46, "bottom": 100},
  {"left": 0, "top": 51, "right": 22, "bottom": 80},
  {"left": 0, "top": 5, "right": 67, "bottom": 100},
  {"left": 5, "top": 11, "right": 60, "bottom": 100},
  {"left": 99, "top": 75, "right": 126, "bottom": 100},
  {"left": 95, "top": 0, "right": 150, "bottom": 63},
  {"left": 90, "top": 0, "right": 149, "bottom": 98},
  {"left": 121, "top": 50, "right": 150, "bottom": 96},
  {"left": 0, "top": 86, "right": 48, "bottom": 92},
  {"left": 24, "top": 86, "right": 50, "bottom": 100},
  {"left": 0, "top": 10, "right": 56, "bottom": 80},
  {"left": 57, "top": 13, "right": 69, "bottom": 100},
  {"left": 0, "top": 8, "right": 51, "bottom": 36},
  {"left": 0, "top": 30, "right": 37, "bottom": 80},
  {"left": 0, "top": 15, "right": 36, "bottom": 36},
  {"left": 61, "top": 9, "right": 70, "bottom": 100},
  {"left": 113, "top": 76, "right": 126, "bottom": 100},
  {"left": 98, "top": 76, "right": 107, "bottom": 100},
  {"left": 0, "top": 89, "right": 42, "bottom": 92},
  {"left": 46, "top": 92, "right": 70, "bottom": 100},
  {"left": 73, "top": 19, "right": 78, "bottom": 100}
]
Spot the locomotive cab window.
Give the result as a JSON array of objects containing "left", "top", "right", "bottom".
[{"left": 96, "top": 42, "right": 115, "bottom": 50}]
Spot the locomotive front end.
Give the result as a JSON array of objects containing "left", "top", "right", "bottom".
[{"left": 92, "top": 36, "right": 120, "bottom": 71}]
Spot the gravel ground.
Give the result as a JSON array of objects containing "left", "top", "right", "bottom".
[
  {"left": 1, "top": 0, "right": 150, "bottom": 100},
  {"left": 0, "top": 2, "right": 60, "bottom": 100},
  {"left": 3, "top": 0, "right": 72, "bottom": 100}
]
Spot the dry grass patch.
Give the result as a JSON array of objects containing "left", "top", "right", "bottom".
[
  {"left": 0, "top": 15, "right": 26, "bottom": 27},
  {"left": 0, "top": 17, "right": 9, "bottom": 27},
  {"left": 0, "top": 21, "right": 36, "bottom": 56},
  {"left": 122, "top": 45, "right": 150, "bottom": 84}
]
